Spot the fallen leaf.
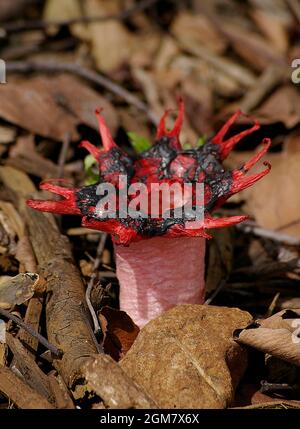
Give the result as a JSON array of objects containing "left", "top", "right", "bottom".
[
  {"left": 8, "top": 135, "right": 68, "bottom": 179},
  {"left": 250, "top": 8, "right": 288, "bottom": 54},
  {"left": 0, "top": 125, "right": 16, "bottom": 144},
  {"left": 220, "top": 21, "right": 286, "bottom": 71},
  {"left": 255, "top": 85, "right": 300, "bottom": 128},
  {"left": 0, "top": 201, "right": 25, "bottom": 240},
  {"left": 43, "top": 0, "right": 87, "bottom": 39},
  {"left": 171, "top": 12, "right": 227, "bottom": 55},
  {"left": 0, "top": 273, "right": 39, "bottom": 310},
  {"left": 99, "top": 306, "right": 139, "bottom": 361},
  {"left": 120, "top": 305, "right": 252, "bottom": 408},
  {"left": 0, "top": 201, "right": 24, "bottom": 255},
  {"left": 84, "top": 0, "right": 134, "bottom": 73},
  {"left": 235, "top": 309, "right": 300, "bottom": 367},
  {"left": 227, "top": 135, "right": 300, "bottom": 237},
  {"left": 0, "top": 74, "right": 118, "bottom": 140}
]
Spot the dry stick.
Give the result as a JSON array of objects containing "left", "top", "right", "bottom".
[
  {"left": 6, "top": 332, "right": 55, "bottom": 403},
  {"left": 85, "top": 233, "right": 107, "bottom": 335},
  {"left": 239, "top": 65, "right": 287, "bottom": 113},
  {"left": 0, "top": 307, "right": 62, "bottom": 358},
  {"left": 0, "top": 366, "right": 54, "bottom": 409},
  {"left": 2, "top": 0, "right": 160, "bottom": 34},
  {"left": 23, "top": 205, "right": 101, "bottom": 387},
  {"left": 204, "top": 279, "right": 227, "bottom": 305},
  {"left": 58, "top": 132, "right": 71, "bottom": 178},
  {"left": 5, "top": 61, "right": 159, "bottom": 125},
  {"left": 236, "top": 221, "right": 300, "bottom": 246},
  {"left": 285, "top": 0, "right": 300, "bottom": 25}
]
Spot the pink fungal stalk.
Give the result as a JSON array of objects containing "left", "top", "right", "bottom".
[{"left": 27, "top": 100, "right": 271, "bottom": 327}]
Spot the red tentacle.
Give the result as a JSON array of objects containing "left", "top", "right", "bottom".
[{"left": 95, "top": 108, "right": 117, "bottom": 151}]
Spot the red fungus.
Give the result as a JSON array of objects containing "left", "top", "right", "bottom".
[{"left": 27, "top": 100, "right": 271, "bottom": 327}]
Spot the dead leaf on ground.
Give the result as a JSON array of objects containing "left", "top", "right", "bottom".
[
  {"left": 227, "top": 135, "right": 300, "bottom": 237},
  {"left": 8, "top": 135, "right": 68, "bottom": 179},
  {"left": 235, "top": 309, "right": 300, "bottom": 367},
  {"left": 171, "top": 11, "right": 227, "bottom": 55},
  {"left": 0, "top": 125, "right": 16, "bottom": 144},
  {"left": 0, "top": 273, "right": 39, "bottom": 310},
  {"left": 99, "top": 306, "right": 139, "bottom": 361},
  {"left": 43, "top": 0, "right": 87, "bottom": 39},
  {"left": 0, "top": 201, "right": 25, "bottom": 255},
  {"left": 254, "top": 85, "right": 300, "bottom": 128},
  {"left": 83, "top": 0, "right": 134, "bottom": 73},
  {"left": 120, "top": 305, "right": 252, "bottom": 409},
  {"left": 0, "top": 74, "right": 118, "bottom": 140}
]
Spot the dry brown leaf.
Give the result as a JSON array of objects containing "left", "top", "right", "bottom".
[
  {"left": 120, "top": 305, "right": 252, "bottom": 408},
  {"left": 130, "top": 32, "right": 161, "bottom": 69},
  {"left": 172, "top": 11, "right": 226, "bottom": 55},
  {"left": 154, "top": 36, "right": 180, "bottom": 71},
  {"left": 84, "top": 0, "right": 134, "bottom": 73},
  {"left": 43, "top": 0, "right": 87, "bottom": 38},
  {"left": 0, "top": 201, "right": 24, "bottom": 240},
  {"left": 0, "top": 273, "right": 39, "bottom": 310},
  {"left": 251, "top": 8, "right": 288, "bottom": 54},
  {"left": 221, "top": 22, "right": 286, "bottom": 71},
  {"left": 99, "top": 306, "right": 139, "bottom": 361},
  {"left": 8, "top": 135, "right": 67, "bottom": 179},
  {"left": 227, "top": 136, "right": 300, "bottom": 237},
  {"left": 0, "top": 74, "right": 118, "bottom": 140},
  {"left": 0, "top": 125, "right": 16, "bottom": 144},
  {"left": 235, "top": 309, "right": 300, "bottom": 367},
  {"left": 0, "top": 201, "right": 24, "bottom": 256},
  {"left": 255, "top": 85, "right": 300, "bottom": 128}
]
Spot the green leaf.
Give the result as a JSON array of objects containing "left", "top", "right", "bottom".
[
  {"left": 84, "top": 154, "right": 99, "bottom": 185},
  {"left": 84, "top": 154, "right": 97, "bottom": 171},
  {"left": 197, "top": 136, "right": 206, "bottom": 147},
  {"left": 127, "top": 131, "right": 151, "bottom": 154}
]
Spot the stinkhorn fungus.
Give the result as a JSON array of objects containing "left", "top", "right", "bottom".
[{"left": 27, "top": 100, "right": 271, "bottom": 327}]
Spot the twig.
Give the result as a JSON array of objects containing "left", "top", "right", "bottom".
[
  {"left": 265, "top": 292, "right": 280, "bottom": 318},
  {"left": 85, "top": 233, "right": 107, "bottom": 335},
  {"left": 240, "top": 65, "right": 286, "bottom": 112},
  {"left": 5, "top": 61, "right": 159, "bottom": 125},
  {"left": 261, "top": 381, "right": 298, "bottom": 393},
  {"left": 1, "top": 0, "right": 160, "bottom": 34},
  {"left": 0, "top": 307, "right": 63, "bottom": 358},
  {"left": 204, "top": 279, "right": 227, "bottom": 305},
  {"left": 236, "top": 221, "right": 300, "bottom": 246},
  {"left": 285, "top": 0, "right": 300, "bottom": 25},
  {"left": 58, "top": 132, "right": 71, "bottom": 178}
]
